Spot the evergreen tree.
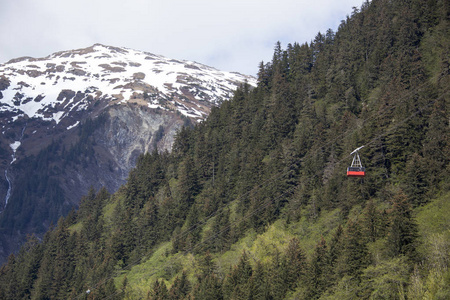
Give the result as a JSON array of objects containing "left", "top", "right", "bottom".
[
  {"left": 284, "top": 237, "right": 307, "bottom": 290},
  {"left": 31, "top": 218, "right": 75, "bottom": 299},
  {"left": 177, "top": 156, "right": 199, "bottom": 212},
  {"left": 336, "top": 219, "right": 370, "bottom": 278},
  {"left": 197, "top": 251, "right": 217, "bottom": 281},
  {"left": 422, "top": 98, "right": 449, "bottom": 192},
  {"left": 0, "top": 254, "right": 18, "bottom": 300},
  {"left": 386, "top": 192, "right": 419, "bottom": 261},
  {"left": 150, "top": 279, "right": 169, "bottom": 300},
  {"left": 0, "top": 1, "right": 448, "bottom": 298},
  {"left": 223, "top": 251, "right": 253, "bottom": 299},
  {"left": 328, "top": 224, "right": 344, "bottom": 280},
  {"left": 248, "top": 261, "right": 269, "bottom": 300},
  {"left": 404, "top": 153, "right": 429, "bottom": 207},
  {"left": 191, "top": 273, "right": 223, "bottom": 300},
  {"left": 168, "top": 271, "right": 191, "bottom": 300},
  {"left": 361, "top": 199, "right": 380, "bottom": 242},
  {"left": 10, "top": 235, "right": 42, "bottom": 299},
  {"left": 306, "top": 237, "right": 331, "bottom": 299},
  {"left": 269, "top": 250, "right": 289, "bottom": 300}
]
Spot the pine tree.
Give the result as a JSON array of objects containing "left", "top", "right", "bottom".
[
  {"left": 422, "top": 98, "right": 449, "bottom": 192},
  {"left": 328, "top": 224, "right": 344, "bottom": 278},
  {"left": 136, "top": 199, "right": 159, "bottom": 254},
  {"left": 197, "top": 251, "right": 216, "bottom": 281},
  {"left": 336, "top": 219, "right": 370, "bottom": 278},
  {"left": 168, "top": 271, "right": 191, "bottom": 300},
  {"left": 223, "top": 251, "right": 253, "bottom": 299},
  {"left": 306, "top": 237, "right": 331, "bottom": 299},
  {"left": 387, "top": 192, "right": 419, "bottom": 261},
  {"left": 404, "top": 153, "right": 428, "bottom": 207},
  {"left": 150, "top": 279, "right": 169, "bottom": 300},
  {"left": 191, "top": 273, "right": 223, "bottom": 300},
  {"left": 248, "top": 261, "right": 269, "bottom": 300},
  {"left": 11, "top": 235, "right": 43, "bottom": 299},
  {"left": 0, "top": 254, "right": 18, "bottom": 299},
  {"left": 177, "top": 156, "right": 199, "bottom": 213},
  {"left": 361, "top": 199, "right": 380, "bottom": 242},
  {"left": 31, "top": 218, "right": 75, "bottom": 299},
  {"left": 192, "top": 252, "right": 223, "bottom": 300},
  {"left": 269, "top": 250, "right": 289, "bottom": 300},
  {"left": 284, "top": 237, "right": 307, "bottom": 290}
]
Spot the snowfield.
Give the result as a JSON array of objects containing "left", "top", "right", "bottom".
[{"left": 0, "top": 44, "right": 256, "bottom": 126}]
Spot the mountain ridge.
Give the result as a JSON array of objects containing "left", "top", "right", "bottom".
[
  {"left": 0, "top": 0, "right": 449, "bottom": 298},
  {"left": 0, "top": 43, "right": 255, "bottom": 124},
  {"left": 0, "top": 44, "right": 255, "bottom": 263}
]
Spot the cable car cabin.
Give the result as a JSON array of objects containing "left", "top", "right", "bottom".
[
  {"left": 347, "top": 167, "right": 366, "bottom": 177},
  {"left": 347, "top": 146, "right": 366, "bottom": 177}
]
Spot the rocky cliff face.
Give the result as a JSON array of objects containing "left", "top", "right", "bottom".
[
  {"left": 33, "top": 104, "right": 186, "bottom": 215},
  {"left": 0, "top": 44, "right": 255, "bottom": 263}
]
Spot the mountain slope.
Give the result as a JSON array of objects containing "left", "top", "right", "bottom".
[
  {"left": 0, "top": 0, "right": 449, "bottom": 299},
  {"left": 0, "top": 44, "right": 255, "bottom": 263}
]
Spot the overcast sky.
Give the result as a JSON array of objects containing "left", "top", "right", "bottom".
[{"left": 0, "top": 0, "right": 364, "bottom": 76}]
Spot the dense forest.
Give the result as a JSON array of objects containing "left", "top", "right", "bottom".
[
  {"left": 0, "top": 114, "right": 108, "bottom": 235},
  {"left": 1, "top": 0, "right": 449, "bottom": 298}
]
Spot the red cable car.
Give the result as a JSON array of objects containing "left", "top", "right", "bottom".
[{"left": 347, "top": 146, "right": 365, "bottom": 177}]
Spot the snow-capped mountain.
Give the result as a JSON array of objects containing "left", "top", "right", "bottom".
[
  {"left": 0, "top": 43, "right": 254, "bottom": 125},
  {"left": 0, "top": 44, "right": 255, "bottom": 263}
]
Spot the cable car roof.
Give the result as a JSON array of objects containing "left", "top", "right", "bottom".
[{"left": 350, "top": 146, "right": 364, "bottom": 155}]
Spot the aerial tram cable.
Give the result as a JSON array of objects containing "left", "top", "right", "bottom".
[
  {"left": 94, "top": 94, "right": 445, "bottom": 300},
  {"left": 86, "top": 94, "right": 444, "bottom": 300},
  {"left": 80, "top": 87, "right": 448, "bottom": 300}
]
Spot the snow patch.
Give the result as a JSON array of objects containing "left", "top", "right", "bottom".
[
  {"left": 10, "top": 141, "right": 21, "bottom": 152},
  {"left": 53, "top": 111, "right": 65, "bottom": 124},
  {"left": 67, "top": 121, "right": 80, "bottom": 130},
  {"left": 12, "top": 114, "right": 24, "bottom": 122}
]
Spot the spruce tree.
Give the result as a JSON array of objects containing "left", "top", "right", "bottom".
[
  {"left": 307, "top": 237, "right": 331, "bottom": 299},
  {"left": 223, "top": 251, "right": 253, "bottom": 299},
  {"left": 284, "top": 237, "right": 307, "bottom": 290},
  {"left": 336, "top": 219, "right": 370, "bottom": 278},
  {"left": 387, "top": 192, "right": 419, "bottom": 261},
  {"left": 249, "top": 261, "right": 269, "bottom": 300},
  {"left": 150, "top": 280, "right": 169, "bottom": 300},
  {"left": 168, "top": 271, "right": 191, "bottom": 300}
]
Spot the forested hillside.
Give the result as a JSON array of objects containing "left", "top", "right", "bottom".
[{"left": 1, "top": 0, "right": 449, "bottom": 299}]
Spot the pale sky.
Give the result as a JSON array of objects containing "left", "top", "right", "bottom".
[{"left": 0, "top": 0, "right": 364, "bottom": 75}]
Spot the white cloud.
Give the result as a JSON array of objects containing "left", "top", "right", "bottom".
[{"left": 0, "top": 0, "right": 364, "bottom": 75}]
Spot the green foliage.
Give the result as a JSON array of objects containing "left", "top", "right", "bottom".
[
  {"left": 222, "top": 251, "right": 253, "bottom": 299},
  {"left": 335, "top": 219, "right": 371, "bottom": 278},
  {"left": 386, "top": 192, "right": 419, "bottom": 261},
  {"left": 0, "top": 114, "right": 109, "bottom": 263},
  {"left": 149, "top": 279, "right": 169, "bottom": 300},
  {"left": 1, "top": 0, "right": 449, "bottom": 298},
  {"left": 361, "top": 256, "right": 410, "bottom": 299},
  {"left": 407, "top": 192, "right": 450, "bottom": 299},
  {"left": 306, "top": 237, "right": 331, "bottom": 299}
]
